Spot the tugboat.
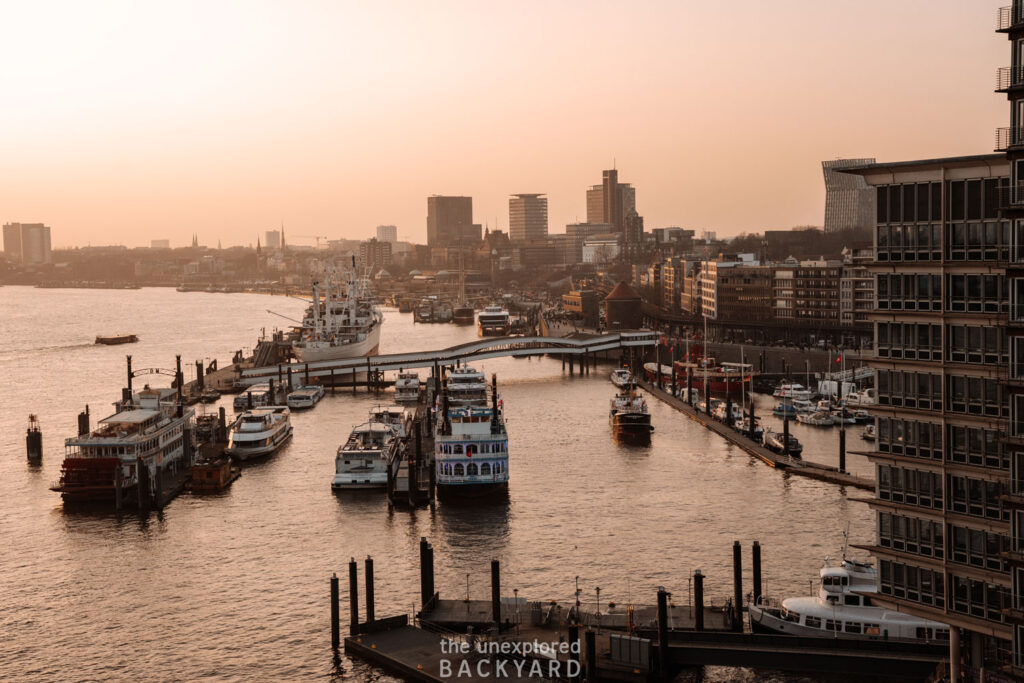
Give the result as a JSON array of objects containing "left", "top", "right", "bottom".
[
  {"left": 434, "top": 368, "right": 510, "bottom": 501},
  {"left": 609, "top": 383, "right": 653, "bottom": 443}
]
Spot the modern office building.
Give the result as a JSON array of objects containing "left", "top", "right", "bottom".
[
  {"left": 840, "top": 244, "right": 875, "bottom": 328},
  {"left": 565, "top": 222, "right": 613, "bottom": 264},
  {"left": 842, "top": 154, "right": 1012, "bottom": 676},
  {"left": 509, "top": 194, "right": 548, "bottom": 242},
  {"left": 585, "top": 169, "right": 636, "bottom": 231},
  {"left": 3, "top": 223, "right": 52, "bottom": 264},
  {"left": 376, "top": 225, "right": 398, "bottom": 243},
  {"left": 426, "top": 196, "right": 480, "bottom": 246},
  {"left": 265, "top": 230, "right": 281, "bottom": 249},
  {"left": 822, "top": 158, "right": 877, "bottom": 233}
]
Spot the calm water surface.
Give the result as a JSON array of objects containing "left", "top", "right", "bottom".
[{"left": 0, "top": 287, "right": 874, "bottom": 681}]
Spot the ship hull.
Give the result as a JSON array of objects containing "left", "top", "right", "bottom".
[
  {"left": 612, "top": 412, "right": 652, "bottom": 443},
  {"left": 292, "top": 325, "right": 381, "bottom": 363},
  {"left": 226, "top": 426, "right": 293, "bottom": 461},
  {"left": 437, "top": 480, "right": 509, "bottom": 502}
]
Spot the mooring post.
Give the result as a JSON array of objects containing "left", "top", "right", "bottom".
[
  {"left": 752, "top": 541, "right": 762, "bottom": 605},
  {"left": 568, "top": 625, "right": 581, "bottom": 682},
  {"left": 839, "top": 426, "right": 847, "bottom": 474},
  {"left": 331, "top": 573, "right": 340, "bottom": 648},
  {"left": 585, "top": 630, "right": 596, "bottom": 681},
  {"left": 330, "top": 368, "right": 335, "bottom": 394},
  {"left": 783, "top": 417, "right": 790, "bottom": 457},
  {"left": 348, "top": 558, "right": 359, "bottom": 635},
  {"left": 365, "top": 360, "right": 371, "bottom": 392},
  {"left": 725, "top": 393, "right": 733, "bottom": 428},
  {"left": 657, "top": 588, "right": 670, "bottom": 681},
  {"left": 352, "top": 367, "right": 357, "bottom": 394},
  {"left": 491, "top": 559, "right": 501, "bottom": 630},
  {"left": 704, "top": 377, "right": 710, "bottom": 415},
  {"left": 693, "top": 570, "right": 704, "bottom": 631},
  {"left": 420, "top": 537, "right": 435, "bottom": 608},
  {"left": 305, "top": 362, "right": 310, "bottom": 386},
  {"left": 78, "top": 405, "right": 90, "bottom": 436},
  {"left": 26, "top": 418, "right": 42, "bottom": 461},
  {"left": 276, "top": 364, "right": 282, "bottom": 394},
  {"left": 670, "top": 345, "right": 677, "bottom": 397},
  {"left": 732, "top": 541, "right": 743, "bottom": 631},
  {"left": 268, "top": 378, "right": 276, "bottom": 406},
  {"left": 247, "top": 390, "right": 253, "bottom": 410},
  {"left": 365, "top": 556, "right": 375, "bottom": 624},
  {"left": 687, "top": 367, "right": 693, "bottom": 405},
  {"left": 748, "top": 400, "right": 756, "bottom": 440}
]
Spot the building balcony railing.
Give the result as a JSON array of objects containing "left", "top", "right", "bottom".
[
  {"left": 998, "top": 5, "right": 1024, "bottom": 31},
  {"left": 996, "top": 66, "right": 1024, "bottom": 91},
  {"left": 997, "top": 126, "right": 1024, "bottom": 151}
]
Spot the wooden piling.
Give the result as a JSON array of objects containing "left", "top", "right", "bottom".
[
  {"left": 330, "top": 368, "right": 335, "bottom": 394},
  {"left": 657, "top": 588, "right": 670, "bottom": 681},
  {"left": 490, "top": 559, "right": 501, "bottom": 629},
  {"left": 687, "top": 367, "right": 693, "bottom": 405},
  {"left": 348, "top": 558, "right": 359, "bottom": 635},
  {"left": 287, "top": 365, "right": 293, "bottom": 392},
  {"left": 305, "top": 362, "right": 310, "bottom": 386},
  {"left": 694, "top": 570, "right": 704, "bottom": 631},
  {"left": 585, "top": 630, "right": 596, "bottom": 682},
  {"left": 331, "top": 573, "right": 340, "bottom": 648},
  {"left": 365, "top": 556, "right": 375, "bottom": 624},
  {"left": 568, "top": 625, "right": 581, "bottom": 682},
  {"left": 839, "top": 427, "right": 847, "bottom": 473},
  {"left": 732, "top": 541, "right": 743, "bottom": 632},
  {"left": 783, "top": 417, "right": 790, "bottom": 456},
  {"left": 752, "top": 541, "right": 762, "bottom": 605}
]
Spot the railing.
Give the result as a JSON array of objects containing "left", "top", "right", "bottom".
[
  {"left": 997, "top": 126, "right": 1024, "bottom": 151},
  {"left": 998, "top": 5, "right": 1024, "bottom": 31},
  {"left": 997, "top": 66, "right": 1024, "bottom": 91}
]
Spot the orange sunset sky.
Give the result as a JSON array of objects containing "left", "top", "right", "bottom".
[{"left": 0, "top": 0, "right": 1008, "bottom": 248}]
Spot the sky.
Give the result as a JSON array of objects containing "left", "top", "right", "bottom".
[{"left": 0, "top": 0, "right": 1009, "bottom": 248}]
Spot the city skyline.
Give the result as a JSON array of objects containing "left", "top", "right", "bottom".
[{"left": 0, "top": 0, "right": 1006, "bottom": 248}]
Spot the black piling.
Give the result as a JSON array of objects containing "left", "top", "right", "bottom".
[
  {"left": 218, "top": 406, "right": 227, "bottom": 440},
  {"left": 247, "top": 391, "right": 253, "bottom": 410},
  {"left": 839, "top": 427, "right": 847, "bottom": 473},
  {"left": 365, "top": 556, "right": 375, "bottom": 624},
  {"left": 687, "top": 367, "right": 693, "bottom": 405},
  {"left": 330, "top": 368, "right": 335, "bottom": 394},
  {"left": 693, "top": 570, "right": 704, "bottom": 631},
  {"left": 732, "top": 541, "right": 743, "bottom": 631},
  {"left": 77, "top": 405, "right": 90, "bottom": 436},
  {"left": 287, "top": 365, "right": 293, "bottom": 391},
  {"left": 725, "top": 394, "right": 733, "bottom": 428},
  {"left": 196, "top": 360, "right": 205, "bottom": 390},
  {"left": 748, "top": 400, "right": 756, "bottom": 440},
  {"left": 348, "top": 558, "right": 359, "bottom": 635},
  {"left": 703, "top": 377, "right": 710, "bottom": 415},
  {"left": 175, "top": 355, "right": 183, "bottom": 403},
  {"left": 657, "top": 588, "right": 670, "bottom": 681},
  {"left": 126, "top": 354, "right": 133, "bottom": 394},
  {"left": 752, "top": 541, "right": 763, "bottom": 605},
  {"left": 352, "top": 367, "right": 357, "bottom": 394},
  {"left": 585, "top": 630, "right": 596, "bottom": 682},
  {"left": 305, "top": 362, "right": 311, "bottom": 386},
  {"left": 420, "top": 537, "right": 435, "bottom": 608},
  {"left": 268, "top": 378, "right": 276, "bottom": 406},
  {"left": 782, "top": 417, "right": 790, "bottom": 456},
  {"left": 670, "top": 346, "right": 677, "bottom": 397},
  {"left": 569, "top": 625, "right": 581, "bottom": 682},
  {"left": 491, "top": 559, "right": 501, "bottom": 629},
  {"left": 330, "top": 573, "right": 340, "bottom": 648}
]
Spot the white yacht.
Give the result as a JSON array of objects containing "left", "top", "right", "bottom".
[
  {"left": 435, "top": 367, "right": 509, "bottom": 500},
  {"left": 844, "top": 388, "right": 875, "bottom": 406},
  {"left": 332, "top": 421, "right": 398, "bottom": 490},
  {"left": 610, "top": 368, "right": 633, "bottom": 388},
  {"left": 477, "top": 305, "right": 511, "bottom": 336},
  {"left": 773, "top": 383, "right": 814, "bottom": 401},
  {"left": 292, "top": 260, "right": 384, "bottom": 363},
  {"left": 368, "top": 405, "right": 411, "bottom": 438},
  {"left": 286, "top": 385, "right": 324, "bottom": 410},
  {"left": 797, "top": 410, "right": 835, "bottom": 427},
  {"left": 233, "top": 383, "right": 273, "bottom": 412},
  {"left": 225, "top": 407, "right": 293, "bottom": 460},
  {"left": 749, "top": 556, "right": 949, "bottom": 643},
  {"left": 394, "top": 372, "right": 422, "bottom": 403}
]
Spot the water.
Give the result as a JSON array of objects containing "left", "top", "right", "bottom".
[{"left": 0, "top": 286, "right": 874, "bottom": 681}]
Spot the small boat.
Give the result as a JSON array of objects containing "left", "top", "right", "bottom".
[
  {"left": 712, "top": 402, "right": 744, "bottom": 425},
  {"left": 852, "top": 409, "right": 872, "bottom": 423},
  {"left": 233, "top": 383, "right": 273, "bottom": 412},
  {"left": 200, "top": 390, "right": 221, "bottom": 404},
  {"left": 95, "top": 334, "right": 139, "bottom": 345},
  {"left": 609, "top": 384, "right": 653, "bottom": 442},
  {"left": 452, "top": 305, "right": 475, "bottom": 325},
  {"left": 394, "top": 372, "right": 422, "bottom": 403},
  {"left": 735, "top": 417, "right": 764, "bottom": 440},
  {"left": 286, "top": 385, "right": 325, "bottom": 410},
  {"left": 610, "top": 368, "right": 633, "bottom": 388},
  {"left": 772, "top": 383, "right": 813, "bottom": 401},
  {"left": 225, "top": 407, "right": 293, "bottom": 461},
  {"left": 332, "top": 421, "right": 398, "bottom": 490},
  {"left": 843, "top": 388, "right": 875, "bottom": 406},
  {"left": 860, "top": 424, "right": 876, "bottom": 441},
  {"left": 792, "top": 398, "right": 816, "bottom": 413},
  {"left": 797, "top": 411, "right": 835, "bottom": 427},
  {"left": 772, "top": 402, "right": 797, "bottom": 418},
  {"left": 830, "top": 408, "right": 856, "bottom": 425},
  {"left": 762, "top": 428, "right": 803, "bottom": 457}
]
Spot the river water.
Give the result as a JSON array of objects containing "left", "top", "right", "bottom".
[{"left": 0, "top": 287, "right": 875, "bottom": 682}]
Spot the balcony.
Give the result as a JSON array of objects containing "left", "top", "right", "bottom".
[
  {"left": 998, "top": 5, "right": 1024, "bottom": 31},
  {"left": 996, "top": 66, "right": 1024, "bottom": 92},
  {"left": 997, "top": 126, "right": 1024, "bottom": 151}
]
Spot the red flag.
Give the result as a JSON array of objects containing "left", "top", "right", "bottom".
[{"left": 835, "top": 355, "right": 842, "bottom": 363}]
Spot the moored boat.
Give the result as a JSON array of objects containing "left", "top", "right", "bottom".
[
  {"left": 95, "top": 334, "right": 139, "bottom": 345},
  {"left": 772, "top": 402, "right": 797, "bottom": 418},
  {"left": 772, "top": 382, "right": 814, "bottom": 401},
  {"left": 291, "top": 260, "right": 384, "bottom": 363},
  {"left": 332, "top": 421, "right": 398, "bottom": 490},
  {"left": 477, "top": 305, "right": 511, "bottom": 336},
  {"left": 394, "top": 372, "right": 422, "bottom": 403},
  {"left": 225, "top": 407, "right": 292, "bottom": 460},
  {"left": 609, "top": 384, "right": 653, "bottom": 443},
  {"left": 610, "top": 368, "right": 632, "bottom": 388},
  {"left": 797, "top": 410, "right": 835, "bottom": 427},
  {"left": 860, "top": 424, "right": 876, "bottom": 441},
  {"left": 286, "top": 385, "right": 325, "bottom": 409},
  {"left": 762, "top": 428, "right": 803, "bottom": 457}
]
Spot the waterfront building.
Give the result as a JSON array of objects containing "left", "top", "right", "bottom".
[
  {"left": 822, "top": 158, "right": 877, "bottom": 233},
  {"left": 840, "top": 244, "right": 875, "bottom": 328},
  {"left": 3, "top": 222, "right": 52, "bottom": 264},
  {"left": 841, "top": 154, "right": 1012, "bottom": 675},
  {"left": 714, "top": 264, "right": 773, "bottom": 322},
  {"left": 376, "top": 224, "right": 398, "bottom": 243},
  {"left": 582, "top": 233, "right": 621, "bottom": 264},
  {"left": 358, "top": 237, "right": 392, "bottom": 271},
  {"left": 509, "top": 194, "right": 548, "bottom": 242},
  {"left": 427, "top": 196, "right": 480, "bottom": 246},
  {"left": 771, "top": 259, "right": 842, "bottom": 326}
]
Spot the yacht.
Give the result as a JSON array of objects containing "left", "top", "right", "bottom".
[
  {"left": 477, "top": 305, "right": 511, "bottom": 336},
  {"left": 435, "top": 368, "right": 510, "bottom": 501},
  {"left": 609, "top": 384, "right": 653, "bottom": 443},
  {"left": 368, "top": 405, "right": 411, "bottom": 438},
  {"left": 332, "top": 421, "right": 398, "bottom": 490},
  {"left": 843, "top": 388, "right": 875, "bottom": 406},
  {"left": 610, "top": 368, "right": 633, "bottom": 388},
  {"left": 735, "top": 417, "right": 764, "bottom": 440},
  {"left": 762, "top": 428, "right": 803, "bottom": 457},
  {"left": 797, "top": 410, "right": 835, "bottom": 427},
  {"left": 52, "top": 387, "right": 194, "bottom": 506},
  {"left": 291, "top": 260, "right": 384, "bottom": 363},
  {"left": 772, "top": 402, "right": 797, "bottom": 418},
  {"left": 712, "top": 402, "right": 745, "bottom": 425},
  {"left": 286, "top": 385, "right": 325, "bottom": 410},
  {"left": 773, "top": 383, "right": 814, "bottom": 401},
  {"left": 749, "top": 556, "right": 949, "bottom": 643},
  {"left": 394, "top": 372, "right": 422, "bottom": 403},
  {"left": 225, "top": 407, "right": 292, "bottom": 460}
]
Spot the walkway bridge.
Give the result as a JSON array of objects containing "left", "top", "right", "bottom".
[{"left": 236, "top": 330, "right": 657, "bottom": 386}]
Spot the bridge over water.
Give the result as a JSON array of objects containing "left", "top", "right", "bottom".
[{"left": 235, "top": 330, "right": 657, "bottom": 386}]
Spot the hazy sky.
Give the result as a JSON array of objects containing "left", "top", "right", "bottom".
[{"left": 0, "top": 0, "right": 1008, "bottom": 248}]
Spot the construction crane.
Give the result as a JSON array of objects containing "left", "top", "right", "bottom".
[{"left": 293, "top": 235, "right": 329, "bottom": 249}]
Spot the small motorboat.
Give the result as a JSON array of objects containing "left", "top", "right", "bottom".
[
  {"left": 860, "top": 424, "right": 876, "bottom": 441},
  {"left": 762, "top": 428, "right": 803, "bottom": 457},
  {"left": 797, "top": 411, "right": 835, "bottom": 427},
  {"left": 735, "top": 417, "right": 764, "bottom": 440},
  {"left": 712, "top": 402, "right": 745, "bottom": 425},
  {"left": 792, "top": 399, "right": 816, "bottom": 413},
  {"left": 830, "top": 408, "right": 857, "bottom": 425},
  {"left": 852, "top": 409, "right": 872, "bottom": 423},
  {"left": 610, "top": 368, "right": 633, "bottom": 388},
  {"left": 772, "top": 383, "right": 813, "bottom": 401},
  {"left": 95, "top": 334, "right": 139, "bottom": 345}
]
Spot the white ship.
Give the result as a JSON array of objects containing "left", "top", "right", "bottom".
[
  {"left": 286, "top": 385, "right": 324, "bottom": 409},
  {"left": 610, "top": 368, "right": 633, "bottom": 388},
  {"left": 394, "top": 372, "right": 422, "bottom": 403},
  {"left": 292, "top": 259, "right": 384, "bottom": 363},
  {"left": 749, "top": 556, "right": 949, "bottom": 643},
  {"left": 435, "top": 367, "right": 509, "bottom": 501},
  {"left": 225, "top": 407, "right": 293, "bottom": 460},
  {"left": 477, "top": 305, "right": 511, "bottom": 336},
  {"left": 369, "top": 405, "right": 412, "bottom": 438},
  {"left": 52, "top": 387, "right": 194, "bottom": 506},
  {"left": 773, "top": 383, "right": 814, "bottom": 401},
  {"left": 332, "top": 420, "right": 399, "bottom": 490}
]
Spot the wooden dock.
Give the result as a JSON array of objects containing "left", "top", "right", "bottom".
[{"left": 637, "top": 380, "right": 874, "bottom": 491}]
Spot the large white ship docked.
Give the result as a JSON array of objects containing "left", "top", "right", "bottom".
[
  {"left": 477, "top": 305, "right": 511, "bottom": 337},
  {"left": 52, "top": 387, "right": 194, "bottom": 506},
  {"left": 434, "top": 367, "right": 509, "bottom": 501},
  {"left": 291, "top": 260, "right": 383, "bottom": 363}
]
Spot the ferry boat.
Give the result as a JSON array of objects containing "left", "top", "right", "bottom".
[
  {"left": 394, "top": 372, "right": 422, "bottom": 403},
  {"left": 772, "top": 383, "right": 814, "bottom": 401},
  {"left": 291, "top": 261, "right": 384, "bottom": 363},
  {"left": 748, "top": 556, "right": 949, "bottom": 643},
  {"left": 609, "top": 384, "right": 653, "bottom": 442},
  {"left": 477, "top": 305, "right": 511, "bottom": 336},
  {"left": 52, "top": 387, "right": 194, "bottom": 506},
  {"left": 95, "top": 334, "right": 139, "bottom": 345},
  {"left": 435, "top": 368, "right": 509, "bottom": 501},
  {"left": 286, "top": 385, "right": 325, "bottom": 409},
  {"left": 762, "top": 428, "right": 803, "bottom": 457},
  {"left": 233, "top": 383, "right": 274, "bottom": 412},
  {"left": 332, "top": 421, "right": 399, "bottom": 490},
  {"left": 610, "top": 368, "right": 633, "bottom": 388},
  {"left": 225, "top": 407, "right": 292, "bottom": 461}
]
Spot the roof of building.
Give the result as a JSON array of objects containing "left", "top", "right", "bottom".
[
  {"left": 604, "top": 281, "right": 641, "bottom": 302},
  {"left": 837, "top": 153, "right": 1005, "bottom": 175},
  {"left": 100, "top": 409, "right": 159, "bottom": 424}
]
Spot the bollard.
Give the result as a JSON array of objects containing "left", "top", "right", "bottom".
[
  {"left": 491, "top": 559, "right": 501, "bottom": 629},
  {"left": 694, "top": 570, "right": 704, "bottom": 631},
  {"left": 365, "top": 556, "right": 375, "bottom": 624},
  {"left": 752, "top": 541, "right": 762, "bottom": 605},
  {"left": 732, "top": 541, "right": 743, "bottom": 631},
  {"left": 330, "top": 368, "right": 335, "bottom": 394},
  {"left": 585, "top": 630, "right": 597, "bottom": 682},
  {"left": 783, "top": 417, "right": 790, "bottom": 456},
  {"left": 657, "top": 588, "right": 670, "bottom": 681},
  {"left": 331, "top": 573, "right": 340, "bottom": 648},
  {"left": 839, "top": 426, "right": 847, "bottom": 474},
  {"left": 348, "top": 558, "right": 359, "bottom": 635}
]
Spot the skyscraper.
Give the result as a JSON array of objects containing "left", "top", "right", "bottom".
[
  {"left": 376, "top": 225, "right": 398, "bottom": 243},
  {"left": 426, "top": 196, "right": 480, "bottom": 246},
  {"left": 508, "top": 194, "right": 548, "bottom": 242},
  {"left": 585, "top": 169, "right": 636, "bottom": 232},
  {"left": 3, "top": 222, "right": 52, "bottom": 264},
  {"left": 265, "top": 230, "right": 281, "bottom": 249},
  {"left": 822, "top": 158, "right": 877, "bottom": 233}
]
